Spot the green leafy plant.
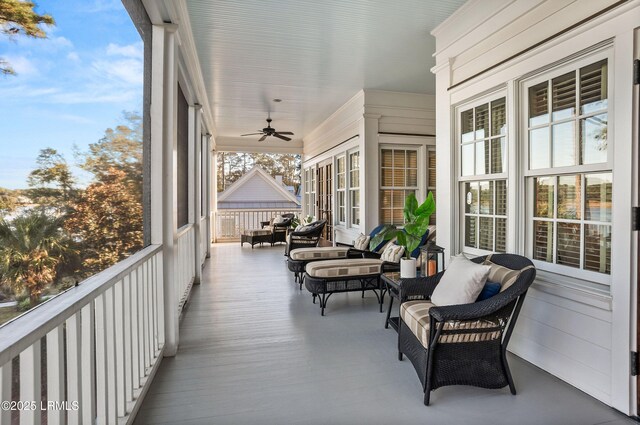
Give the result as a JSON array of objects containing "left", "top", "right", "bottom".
[
  {"left": 369, "top": 192, "right": 435, "bottom": 259},
  {"left": 291, "top": 214, "right": 313, "bottom": 229}
]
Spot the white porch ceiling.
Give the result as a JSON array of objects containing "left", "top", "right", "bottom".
[{"left": 184, "top": 0, "right": 465, "bottom": 143}]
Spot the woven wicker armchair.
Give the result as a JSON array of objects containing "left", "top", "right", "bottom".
[
  {"left": 284, "top": 220, "right": 326, "bottom": 256},
  {"left": 397, "top": 253, "right": 536, "bottom": 405},
  {"left": 263, "top": 213, "right": 295, "bottom": 245}
]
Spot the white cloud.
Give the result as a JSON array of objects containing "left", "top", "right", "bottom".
[
  {"left": 3, "top": 56, "right": 39, "bottom": 77},
  {"left": 50, "top": 36, "right": 73, "bottom": 49},
  {"left": 4, "top": 86, "right": 60, "bottom": 98},
  {"left": 47, "top": 89, "right": 138, "bottom": 105},
  {"left": 67, "top": 52, "right": 80, "bottom": 61},
  {"left": 15, "top": 35, "right": 73, "bottom": 51},
  {"left": 106, "top": 42, "right": 143, "bottom": 59},
  {"left": 56, "top": 114, "right": 94, "bottom": 124},
  {"left": 93, "top": 58, "right": 143, "bottom": 85},
  {"left": 83, "top": 0, "right": 123, "bottom": 13}
]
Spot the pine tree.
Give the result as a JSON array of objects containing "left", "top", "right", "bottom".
[{"left": 0, "top": 0, "right": 55, "bottom": 75}]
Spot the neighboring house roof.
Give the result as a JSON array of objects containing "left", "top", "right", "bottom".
[{"left": 218, "top": 166, "right": 301, "bottom": 208}]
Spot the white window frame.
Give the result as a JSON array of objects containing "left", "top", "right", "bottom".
[
  {"left": 335, "top": 155, "right": 346, "bottom": 225},
  {"left": 521, "top": 49, "right": 613, "bottom": 286},
  {"left": 348, "top": 149, "right": 360, "bottom": 228},
  {"left": 456, "top": 92, "right": 509, "bottom": 256},
  {"left": 304, "top": 165, "right": 316, "bottom": 219}
]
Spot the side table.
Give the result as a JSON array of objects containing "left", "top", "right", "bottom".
[{"left": 381, "top": 272, "right": 434, "bottom": 332}]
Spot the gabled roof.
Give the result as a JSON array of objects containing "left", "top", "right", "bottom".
[{"left": 218, "top": 166, "right": 300, "bottom": 205}]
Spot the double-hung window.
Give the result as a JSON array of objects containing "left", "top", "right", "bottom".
[
  {"left": 303, "top": 169, "right": 310, "bottom": 216},
  {"left": 303, "top": 166, "right": 316, "bottom": 218},
  {"left": 380, "top": 147, "right": 419, "bottom": 226},
  {"left": 336, "top": 156, "right": 346, "bottom": 224},
  {"left": 524, "top": 55, "right": 611, "bottom": 283},
  {"left": 349, "top": 151, "right": 360, "bottom": 226},
  {"left": 459, "top": 97, "right": 508, "bottom": 254}
]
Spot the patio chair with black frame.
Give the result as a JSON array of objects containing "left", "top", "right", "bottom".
[
  {"left": 284, "top": 219, "right": 327, "bottom": 257},
  {"left": 396, "top": 253, "right": 536, "bottom": 406}
]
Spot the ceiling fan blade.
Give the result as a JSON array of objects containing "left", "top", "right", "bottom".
[
  {"left": 272, "top": 133, "right": 291, "bottom": 141},
  {"left": 259, "top": 134, "right": 267, "bottom": 142},
  {"left": 276, "top": 132, "right": 294, "bottom": 135},
  {"left": 241, "top": 132, "right": 263, "bottom": 136}
]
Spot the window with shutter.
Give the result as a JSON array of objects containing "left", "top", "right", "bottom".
[
  {"left": 458, "top": 96, "right": 507, "bottom": 254},
  {"left": 380, "top": 147, "right": 419, "bottom": 226},
  {"left": 525, "top": 56, "right": 611, "bottom": 282}
]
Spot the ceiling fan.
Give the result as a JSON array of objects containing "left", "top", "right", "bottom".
[{"left": 241, "top": 117, "right": 294, "bottom": 142}]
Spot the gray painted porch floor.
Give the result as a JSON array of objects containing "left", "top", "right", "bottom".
[{"left": 135, "top": 243, "right": 634, "bottom": 425}]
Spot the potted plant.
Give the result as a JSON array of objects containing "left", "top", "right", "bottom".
[{"left": 369, "top": 192, "right": 435, "bottom": 278}]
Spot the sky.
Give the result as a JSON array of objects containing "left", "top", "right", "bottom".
[{"left": 0, "top": 0, "right": 143, "bottom": 189}]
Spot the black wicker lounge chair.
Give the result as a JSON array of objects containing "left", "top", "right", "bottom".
[
  {"left": 263, "top": 213, "right": 295, "bottom": 245},
  {"left": 397, "top": 253, "right": 536, "bottom": 405},
  {"left": 284, "top": 220, "right": 326, "bottom": 256}
]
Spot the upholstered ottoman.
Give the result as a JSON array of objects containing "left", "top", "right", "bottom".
[
  {"left": 240, "top": 228, "right": 273, "bottom": 248},
  {"left": 287, "top": 246, "right": 351, "bottom": 287},
  {"left": 303, "top": 258, "right": 386, "bottom": 316}
]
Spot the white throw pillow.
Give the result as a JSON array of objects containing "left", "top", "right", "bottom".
[
  {"left": 273, "top": 216, "right": 287, "bottom": 225},
  {"left": 353, "top": 234, "right": 371, "bottom": 250},
  {"left": 430, "top": 255, "right": 491, "bottom": 306},
  {"left": 380, "top": 244, "right": 405, "bottom": 263}
]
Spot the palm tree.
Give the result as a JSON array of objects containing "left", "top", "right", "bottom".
[{"left": 0, "top": 212, "right": 72, "bottom": 306}]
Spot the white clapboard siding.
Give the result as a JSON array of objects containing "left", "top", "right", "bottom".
[{"left": 510, "top": 288, "right": 613, "bottom": 403}]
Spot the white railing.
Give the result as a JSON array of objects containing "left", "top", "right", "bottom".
[
  {"left": 176, "top": 225, "right": 195, "bottom": 313},
  {"left": 215, "top": 209, "right": 300, "bottom": 240},
  {"left": 199, "top": 216, "right": 208, "bottom": 263},
  {"left": 0, "top": 244, "right": 164, "bottom": 425}
]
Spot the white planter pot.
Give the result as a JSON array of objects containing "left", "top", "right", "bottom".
[{"left": 400, "top": 258, "right": 417, "bottom": 278}]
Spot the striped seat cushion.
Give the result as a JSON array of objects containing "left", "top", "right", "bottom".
[
  {"left": 483, "top": 259, "right": 535, "bottom": 292},
  {"left": 305, "top": 258, "right": 383, "bottom": 278},
  {"left": 242, "top": 229, "right": 272, "bottom": 236},
  {"left": 400, "top": 300, "right": 502, "bottom": 349},
  {"left": 290, "top": 247, "right": 350, "bottom": 261}
]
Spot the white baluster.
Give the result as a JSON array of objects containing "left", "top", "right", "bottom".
[
  {"left": 137, "top": 266, "right": 145, "bottom": 380},
  {"left": 20, "top": 341, "right": 41, "bottom": 425},
  {"left": 131, "top": 270, "right": 140, "bottom": 387},
  {"left": 0, "top": 362, "right": 12, "bottom": 425},
  {"left": 145, "top": 259, "right": 153, "bottom": 366},
  {"left": 142, "top": 261, "right": 150, "bottom": 370},
  {"left": 95, "top": 294, "right": 109, "bottom": 424},
  {"left": 47, "top": 326, "right": 65, "bottom": 425},
  {"left": 114, "top": 280, "right": 126, "bottom": 416},
  {"left": 156, "top": 252, "right": 166, "bottom": 347},
  {"left": 81, "top": 302, "right": 96, "bottom": 425},
  {"left": 65, "top": 314, "right": 81, "bottom": 425},
  {"left": 104, "top": 287, "right": 117, "bottom": 421},
  {"left": 123, "top": 274, "right": 133, "bottom": 403}
]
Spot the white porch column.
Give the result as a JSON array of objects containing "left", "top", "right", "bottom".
[
  {"left": 211, "top": 147, "right": 218, "bottom": 243},
  {"left": 361, "top": 113, "right": 381, "bottom": 232},
  {"left": 433, "top": 62, "right": 453, "bottom": 267},
  {"left": 151, "top": 22, "right": 179, "bottom": 357},
  {"left": 193, "top": 105, "right": 203, "bottom": 283},
  {"left": 205, "top": 134, "right": 213, "bottom": 256}
]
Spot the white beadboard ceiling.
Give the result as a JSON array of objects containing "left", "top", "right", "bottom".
[{"left": 184, "top": 0, "right": 465, "bottom": 142}]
